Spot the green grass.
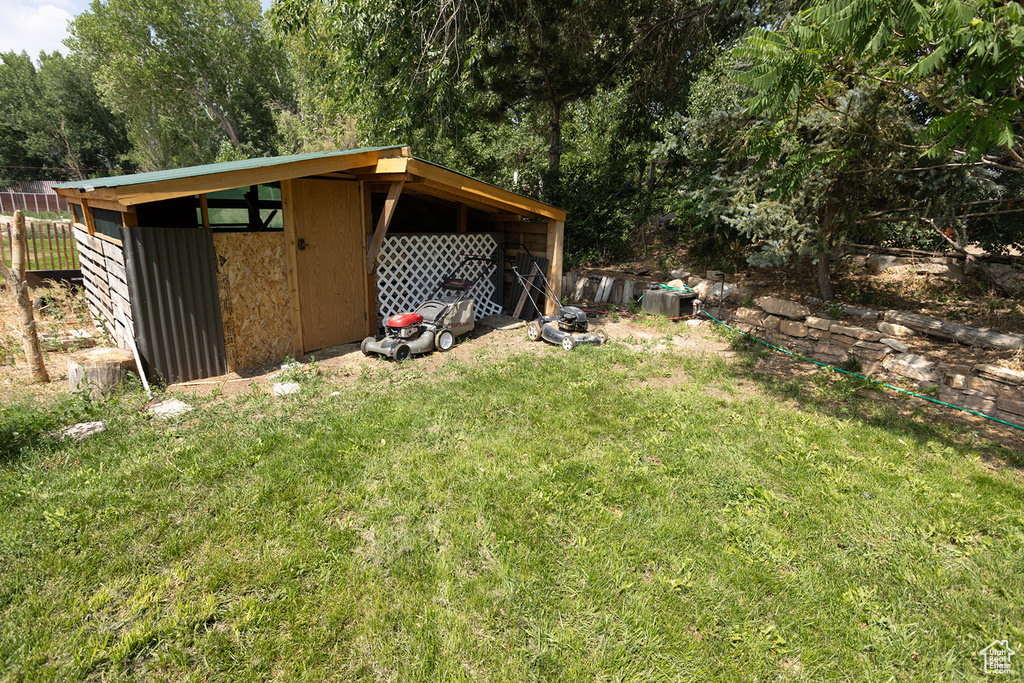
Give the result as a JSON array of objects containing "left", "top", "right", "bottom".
[{"left": 1, "top": 343, "right": 1022, "bottom": 681}]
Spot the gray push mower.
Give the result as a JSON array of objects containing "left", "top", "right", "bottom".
[
  {"left": 361, "top": 255, "right": 495, "bottom": 361},
  {"left": 510, "top": 254, "right": 608, "bottom": 351}
]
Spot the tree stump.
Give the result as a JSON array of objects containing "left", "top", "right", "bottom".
[{"left": 68, "top": 347, "right": 138, "bottom": 399}]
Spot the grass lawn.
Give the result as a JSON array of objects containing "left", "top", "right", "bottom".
[{"left": 1, "top": 339, "right": 1022, "bottom": 681}]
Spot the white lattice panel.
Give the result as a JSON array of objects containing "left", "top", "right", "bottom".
[{"left": 376, "top": 234, "right": 503, "bottom": 322}]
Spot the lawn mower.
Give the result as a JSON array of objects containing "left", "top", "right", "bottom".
[
  {"left": 510, "top": 255, "right": 608, "bottom": 351},
  {"left": 361, "top": 255, "right": 495, "bottom": 361}
]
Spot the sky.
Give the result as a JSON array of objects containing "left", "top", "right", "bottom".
[
  {"left": 0, "top": 0, "right": 274, "bottom": 61},
  {"left": 0, "top": 0, "right": 84, "bottom": 57}
]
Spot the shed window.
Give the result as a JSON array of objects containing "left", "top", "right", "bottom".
[
  {"left": 93, "top": 208, "right": 124, "bottom": 241},
  {"left": 71, "top": 203, "right": 85, "bottom": 225},
  {"left": 203, "top": 183, "right": 283, "bottom": 232}
]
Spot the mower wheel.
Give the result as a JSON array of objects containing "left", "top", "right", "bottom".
[
  {"left": 527, "top": 321, "right": 542, "bottom": 341},
  {"left": 595, "top": 330, "right": 609, "bottom": 344},
  {"left": 561, "top": 335, "right": 577, "bottom": 351},
  {"left": 435, "top": 329, "right": 455, "bottom": 352},
  {"left": 393, "top": 344, "right": 412, "bottom": 362},
  {"left": 360, "top": 337, "right": 374, "bottom": 356}
]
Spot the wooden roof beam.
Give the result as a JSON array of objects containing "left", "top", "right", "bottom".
[
  {"left": 113, "top": 150, "right": 388, "bottom": 206},
  {"left": 407, "top": 159, "right": 565, "bottom": 221}
]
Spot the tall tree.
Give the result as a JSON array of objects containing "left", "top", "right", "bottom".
[
  {"left": 67, "top": 0, "right": 295, "bottom": 170},
  {"left": 0, "top": 51, "right": 133, "bottom": 187}
]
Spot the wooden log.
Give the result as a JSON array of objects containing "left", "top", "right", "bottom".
[
  {"left": 0, "top": 211, "right": 50, "bottom": 382},
  {"left": 572, "top": 276, "right": 588, "bottom": 302},
  {"left": 68, "top": 347, "right": 137, "bottom": 398},
  {"left": 883, "top": 310, "right": 1024, "bottom": 350}
]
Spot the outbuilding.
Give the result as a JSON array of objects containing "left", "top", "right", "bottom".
[{"left": 55, "top": 146, "right": 566, "bottom": 383}]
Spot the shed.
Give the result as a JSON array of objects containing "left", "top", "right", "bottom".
[{"left": 54, "top": 146, "right": 565, "bottom": 383}]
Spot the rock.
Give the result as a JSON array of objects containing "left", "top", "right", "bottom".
[
  {"left": 841, "top": 305, "right": 880, "bottom": 320},
  {"left": 779, "top": 320, "right": 808, "bottom": 337},
  {"left": 735, "top": 307, "right": 765, "bottom": 326},
  {"left": 59, "top": 421, "right": 106, "bottom": 440},
  {"left": 851, "top": 341, "right": 891, "bottom": 361},
  {"left": 755, "top": 281, "right": 768, "bottom": 287},
  {"left": 670, "top": 268, "right": 691, "bottom": 280},
  {"left": 880, "top": 338, "right": 909, "bottom": 353},
  {"left": 756, "top": 296, "right": 810, "bottom": 320},
  {"left": 148, "top": 398, "right": 193, "bottom": 419},
  {"left": 916, "top": 262, "right": 967, "bottom": 282},
  {"left": 866, "top": 255, "right": 898, "bottom": 274},
  {"left": 706, "top": 270, "right": 726, "bottom": 281},
  {"left": 973, "top": 364, "right": 1024, "bottom": 385},
  {"left": 883, "top": 353, "right": 937, "bottom": 382},
  {"left": 273, "top": 382, "right": 301, "bottom": 396},
  {"left": 830, "top": 323, "right": 883, "bottom": 342},
  {"left": 762, "top": 315, "right": 781, "bottom": 331},
  {"left": 877, "top": 321, "right": 916, "bottom": 338},
  {"left": 882, "top": 310, "right": 1024, "bottom": 350},
  {"left": 805, "top": 316, "right": 832, "bottom": 331},
  {"left": 666, "top": 279, "right": 686, "bottom": 290}
]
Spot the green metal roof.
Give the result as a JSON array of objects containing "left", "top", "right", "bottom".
[{"left": 54, "top": 146, "right": 405, "bottom": 190}]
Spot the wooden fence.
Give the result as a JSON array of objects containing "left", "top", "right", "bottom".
[
  {"left": 0, "top": 191, "right": 70, "bottom": 215},
  {"left": 0, "top": 219, "right": 79, "bottom": 271}
]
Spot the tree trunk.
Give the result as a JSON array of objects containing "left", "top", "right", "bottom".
[
  {"left": 0, "top": 211, "right": 50, "bottom": 383},
  {"left": 815, "top": 253, "right": 834, "bottom": 301},
  {"left": 547, "top": 99, "right": 562, "bottom": 175}
]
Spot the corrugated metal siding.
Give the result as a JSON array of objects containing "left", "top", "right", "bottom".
[{"left": 122, "top": 227, "right": 227, "bottom": 383}]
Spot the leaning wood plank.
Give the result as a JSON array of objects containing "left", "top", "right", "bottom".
[
  {"left": 513, "top": 261, "right": 542, "bottom": 319},
  {"left": 0, "top": 211, "right": 49, "bottom": 382},
  {"left": 365, "top": 180, "right": 405, "bottom": 273},
  {"left": 883, "top": 310, "right": 1024, "bottom": 350}
]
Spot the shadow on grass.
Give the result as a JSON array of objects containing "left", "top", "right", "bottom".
[
  {"left": 0, "top": 394, "right": 96, "bottom": 464},
  {"left": 719, "top": 328, "right": 1024, "bottom": 468}
]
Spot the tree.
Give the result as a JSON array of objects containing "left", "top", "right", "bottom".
[
  {"left": 661, "top": 48, "right": 996, "bottom": 299},
  {"left": 743, "top": 0, "right": 1023, "bottom": 168},
  {"left": 67, "top": 0, "right": 294, "bottom": 170},
  {"left": 0, "top": 51, "right": 133, "bottom": 187}
]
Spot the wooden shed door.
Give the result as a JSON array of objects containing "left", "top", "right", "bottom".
[{"left": 290, "top": 179, "right": 367, "bottom": 351}]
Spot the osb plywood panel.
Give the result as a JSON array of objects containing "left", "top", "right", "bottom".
[{"left": 213, "top": 232, "right": 294, "bottom": 371}]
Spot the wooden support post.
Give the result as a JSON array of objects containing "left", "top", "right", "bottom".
[
  {"left": 366, "top": 181, "right": 404, "bottom": 273},
  {"left": 544, "top": 220, "right": 564, "bottom": 316},
  {"left": 0, "top": 211, "right": 50, "bottom": 383},
  {"left": 457, "top": 203, "right": 467, "bottom": 233}
]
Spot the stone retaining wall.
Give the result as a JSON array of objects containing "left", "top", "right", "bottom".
[
  {"left": 561, "top": 268, "right": 1024, "bottom": 427},
  {"left": 725, "top": 295, "right": 1024, "bottom": 427}
]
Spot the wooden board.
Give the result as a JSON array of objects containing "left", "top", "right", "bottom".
[
  {"left": 291, "top": 179, "right": 367, "bottom": 352},
  {"left": 212, "top": 232, "right": 296, "bottom": 371}
]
